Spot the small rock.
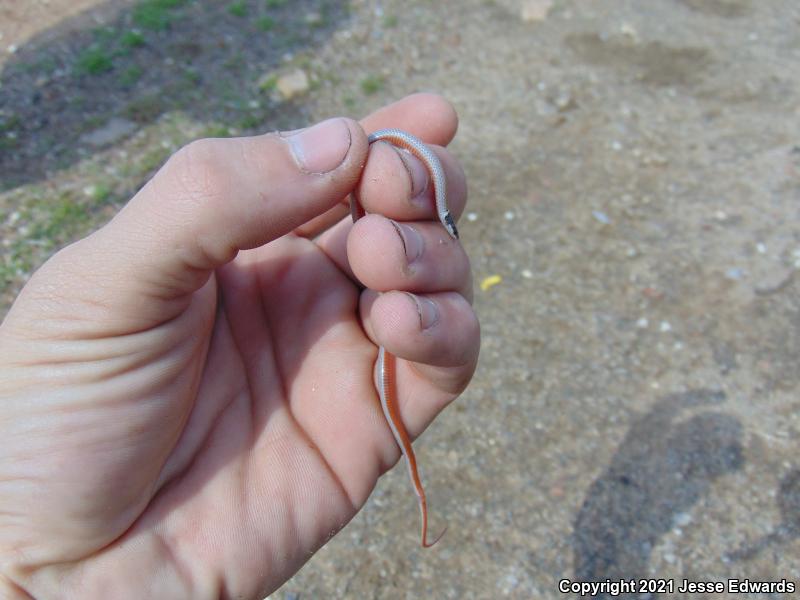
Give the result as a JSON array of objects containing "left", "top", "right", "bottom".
[
  {"left": 466, "top": 212, "right": 478, "bottom": 222},
  {"left": 754, "top": 266, "right": 793, "bottom": 295},
  {"left": 276, "top": 69, "right": 310, "bottom": 101},
  {"left": 504, "top": 210, "right": 515, "bottom": 220},
  {"left": 620, "top": 22, "right": 639, "bottom": 40},
  {"left": 725, "top": 267, "right": 744, "bottom": 281},
  {"left": 592, "top": 210, "right": 611, "bottom": 224},
  {"left": 520, "top": 0, "right": 553, "bottom": 22},
  {"left": 81, "top": 117, "right": 137, "bottom": 148},
  {"left": 521, "top": 269, "right": 533, "bottom": 279},
  {"left": 636, "top": 317, "right": 649, "bottom": 329},
  {"left": 659, "top": 321, "right": 672, "bottom": 333}
]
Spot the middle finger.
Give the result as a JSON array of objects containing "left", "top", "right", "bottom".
[{"left": 348, "top": 214, "right": 473, "bottom": 301}]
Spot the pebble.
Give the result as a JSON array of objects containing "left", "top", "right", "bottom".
[
  {"left": 521, "top": 269, "right": 533, "bottom": 279},
  {"left": 275, "top": 69, "right": 310, "bottom": 100},
  {"left": 520, "top": 0, "right": 553, "bottom": 22},
  {"left": 466, "top": 212, "right": 478, "bottom": 222},
  {"left": 659, "top": 321, "right": 672, "bottom": 333},
  {"left": 754, "top": 265, "right": 793, "bottom": 295},
  {"left": 620, "top": 22, "right": 638, "bottom": 40},
  {"left": 725, "top": 267, "right": 744, "bottom": 281},
  {"left": 636, "top": 317, "right": 649, "bottom": 329},
  {"left": 504, "top": 210, "right": 515, "bottom": 221},
  {"left": 592, "top": 210, "right": 611, "bottom": 225},
  {"left": 756, "top": 242, "right": 767, "bottom": 254}
]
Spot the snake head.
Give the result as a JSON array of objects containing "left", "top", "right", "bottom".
[{"left": 443, "top": 211, "right": 459, "bottom": 240}]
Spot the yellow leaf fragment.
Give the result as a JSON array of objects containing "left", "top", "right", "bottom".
[{"left": 480, "top": 274, "right": 503, "bottom": 291}]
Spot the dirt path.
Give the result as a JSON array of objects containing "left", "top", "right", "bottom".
[
  {"left": 0, "top": 0, "right": 111, "bottom": 61},
  {"left": 2, "top": 0, "right": 799, "bottom": 597}
]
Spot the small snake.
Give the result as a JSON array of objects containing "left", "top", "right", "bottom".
[{"left": 350, "top": 128, "right": 457, "bottom": 547}]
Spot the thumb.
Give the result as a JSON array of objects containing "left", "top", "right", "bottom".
[{"left": 109, "top": 117, "right": 367, "bottom": 296}]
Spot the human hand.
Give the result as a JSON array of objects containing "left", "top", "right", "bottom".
[{"left": 0, "top": 94, "right": 479, "bottom": 600}]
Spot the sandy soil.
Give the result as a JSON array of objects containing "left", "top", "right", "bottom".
[{"left": 2, "top": 0, "right": 799, "bottom": 598}]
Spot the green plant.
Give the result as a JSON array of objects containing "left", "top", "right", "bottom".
[
  {"left": 119, "top": 65, "right": 144, "bottom": 87},
  {"left": 204, "top": 124, "right": 232, "bottom": 138},
  {"left": 257, "top": 15, "right": 275, "bottom": 30},
  {"left": 133, "top": 0, "right": 187, "bottom": 30},
  {"left": 122, "top": 30, "right": 146, "bottom": 48},
  {"left": 76, "top": 47, "right": 114, "bottom": 75},
  {"left": 124, "top": 94, "right": 164, "bottom": 122},
  {"left": 238, "top": 113, "right": 262, "bottom": 130},
  {"left": 87, "top": 182, "right": 112, "bottom": 203},
  {"left": 265, "top": 0, "right": 286, "bottom": 7},
  {"left": 228, "top": 0, "right": 247, "bottom": 17},
  {"left": 360, "top": 74, "right": 384, "bottom": 95},
  {"left": 258, "top": 74, "right": 278, "bottom": 91}
]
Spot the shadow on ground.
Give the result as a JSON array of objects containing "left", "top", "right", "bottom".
[
  {"left": 573, "top": 389, "right": 744, "bottom": 598},
  {"left": 727, "top": 467, "right": 800, "bottom": 562},
  {"left": 0, "top": 0, "right": 348, "bottom": 190}
]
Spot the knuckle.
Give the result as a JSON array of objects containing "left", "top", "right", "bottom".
[{"left": 168, "top": 138, "right": 231, "bottom": 203}]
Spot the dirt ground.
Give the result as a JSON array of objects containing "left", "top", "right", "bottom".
[{"left": 2, "top": 0, "right": 799, "bottom": 598}]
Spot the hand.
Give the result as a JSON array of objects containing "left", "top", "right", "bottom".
[{"left": 0, "top": 94, "right": 479, "bottom": 600}]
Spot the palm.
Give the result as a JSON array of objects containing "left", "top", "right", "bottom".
[
  {"left": 121, "top": 234, "right": 383, "bottom": 590},
  {"left": 0, "top": 232, "right": 382, "bottom": 598}
]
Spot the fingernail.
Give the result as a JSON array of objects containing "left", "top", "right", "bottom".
[
  {"left": 286, "top": 118, "right": 351, "bottom": 174},
  {"left": 406, "top": 293, "right": 439, "bottom": 330},
  {"left": 395, "top": 148, "right": 429, "bottom": 202},
  {"left": 390, "top": 220, "right": 424, "bottom": 263}
]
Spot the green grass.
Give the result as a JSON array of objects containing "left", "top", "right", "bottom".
[
  {"left": 135, "top": 147, "right": 171, "bottom": 175},
  {"left": 360, "top": 74, "right": 384, "bottom": 95},
  {"left": 0, "top": 114, "right": 21, "bottom": 134},
  {"left": 258, "top": 74, "right": 278, "bottom": 92},
  {"left": 119, "top": 65, "right": 144, "bottom": 87},
  {"left": 382, "top": 14, "right": 398, "bottom": 28},
  {"left": 265, "top": 0, "right": 286, "bottom": 7},
  {"left": 182, "top": 68, "right": 201, "bottom": 86},
  {"left": 124, "top": 95, "right": 165, "bottom": 123},
  {"left": 257, "top": 15, "right": 275, "bottom": 30},
  {"left": 86, "top": 182, "right": 113, "bottom": 203},
  {"left": 76, "top": 47, "right": 114, "bottom": 75},
  {"left": 27, "top": 196, "right": 91, "bottom": 241},
  {"left": 228, "top": 1, "right": 247, "bottom": 17},
  {"left": 238, "top": 113, "right": 263, "bottom": 130},
  {"left": 203, "top": 124, "right": 232, "bottom": 138},
  {"left": 343, "top": 95, "right": 356, "bottom": 110},
  {"left": 122, "top": 30, "right": 146, "bottom": 48},
  {"left": 133, "top": 0, "right": 187, "bottom": 30}
]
